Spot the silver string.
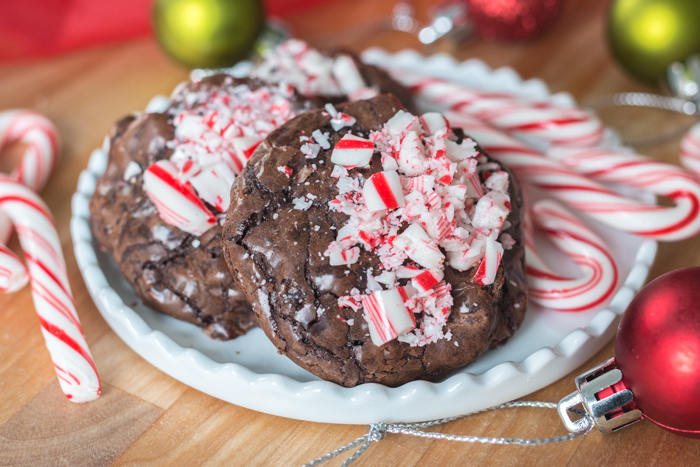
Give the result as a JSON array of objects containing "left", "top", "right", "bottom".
[
  {"left": 303, "top": 401, "right": 594, "bottom": 467},
  {"left": 586, "top": 92, "right": 699, "bottom": 148}
]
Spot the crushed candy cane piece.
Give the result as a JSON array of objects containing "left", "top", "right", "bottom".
[
  {"left": 143, "top": 160, "right": 217, "bottom": 235},
  {"left": 331, "top": 134, "right": 374, "bottom": 168},
  {"left": 411, "top": 269, "right": 444, "bottom": 293},
  {"left": 362, "top": 289, "right": 416, "bottom": 346},
  {"left": 301, "top": 142, "right": 321, "bottom": 159},
  {"left": 277, "top": 165, "right": 293, "bottom": 177},
  {"left": 325, "top": 103, "right": 338, "bottom": 117},
  {"left": 292, "top": 195, "right": 315, "bottom": 210},
  {"left": 312, "top": 129, "right": 330, "bottom": 149},
  {"left": 472, "top": 191, "right": 511, "bottom": 231},
  {"left": 330, "top": 164, "right": 349, "bottom": 178},
  {"left": 327, "top": 107, "right": 512, "bottom": 347},
  {"left": 397, "top": 131, "right": 427, "bottom": 176},
  {"left": 420, "top": 112, "right": 449, "bottom": 135},
  {"left": 395, "top": 223, "right": 444, "bottom": 269},
  {"left": 386, "top": 110, "right": 421, "bottom": 136},
  {"left": 123, "top": 161, "right": 142, "bottom": 181},
  {"left": 189, "top": 161, "right": 236, "bottom": 212},
  {"left": 331, "top": 54, "right": 367, "bottom": 96},
  {"left": 363, "top": 170, "right": 405, "bottom": 212},
  {"left": 326, "top": 244, "right": 360, "bottom": 266},
  {"left": 330, "top": 112, "right": 357, "bottom": 132},
  {"left": 473, "top": 235, "right": 504, "bottom": 285},
  {"left": 152, "top": 77, "right": 299, "bottom": 233},
  {"left": 252, "top": 40, "right": 369, "bottom": 98}
]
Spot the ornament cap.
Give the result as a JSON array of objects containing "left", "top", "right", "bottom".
[
  {"left": 667, "top": 55, "right": 700, "bottom": 106},
  {"left": 558, "top": 358, "right": 643, "bottom": 434}
]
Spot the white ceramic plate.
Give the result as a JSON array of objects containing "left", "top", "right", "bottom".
[{"left": 71, "top": 50, "right": 657, "bottom": 424}]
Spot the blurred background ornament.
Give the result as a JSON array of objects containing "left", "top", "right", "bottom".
[
  {"left": 153, "top": 0, "right": 265, "bottom": 68},
  {"left": 463, "top": 0, "right": 562, "bottom": 42},
  {"left": 311, "top": 0, "right": 564, "bottom": 50},
  {"left": 607, "top": 0, "right": 700, "bottom": 84}
]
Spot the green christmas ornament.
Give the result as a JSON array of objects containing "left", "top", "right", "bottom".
[
  {"left": 608, "top": 0, "right": 700, "bottom": 84},
  {"left": 153, "top": 0, "right": 265, "bottom": 69}
]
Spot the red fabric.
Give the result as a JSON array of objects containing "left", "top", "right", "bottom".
[{"left": 0, "top": 0, "right": 332, "bottom": 63}]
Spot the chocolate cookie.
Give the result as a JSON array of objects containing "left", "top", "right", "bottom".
[
  {"left": 251, "top": 39, "right": 415, "bottom": 112},
  {"left": 90, "top": 75, "right": 319, "bottom": 339},
  {"left": 222, "top": 95, "right": 527, "bottom": 386}
]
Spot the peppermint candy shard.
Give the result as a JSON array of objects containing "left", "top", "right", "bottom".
[
  {"left": 312, "top": 129, "right": 330, "bottom": 149},
  {"left": 446, "top": 236, "right": 486, "bottom": 272},
  {"left": 362, "top": 289, "right": 416, "bottom": 346},
  {"left": 325, "top": 103, "right": 338, "bottom": 117},
  {"left": 330, "top": 112, "right": 357, "bottom": 132},
  {"left": 386, "top": 110, "right": 421, "bottom": 136},
  {"left": 331, "top": 54, "right": 367, "bottom": 96},
  {"left": 330, "top": 134, "right": 375, "bottom": 168},
  {"left": 363, "top": 170, "right": 405, "bottom": 212},
  {"left": 473, "top": 235, "right": 504, "bottom": 286},
  {"left": 420, "top": 112, "right": 449, "bottom": 135},
  {"left": 394, "top": 223, "right": 444, "bottom": 269},
  {"left": 411, "top": 269, "right": 444, "bottom": 293},
  {"left": 397, "top": 131, "right": 427, "bottom": 176},
  {"left": 189, "top": 162, "right": 236, "bottom": 212},
  {"left": 472, "top": 191, "right": 511, "bottom": 231},
  {"left": 232, "top": 136, "right": 263, "bottom": 172},
  {"left": 143, "top": 160, "right": 217, "bottom": 236},
  {"left": 327, "top": 245, "right": 360, "bottom": 266}
]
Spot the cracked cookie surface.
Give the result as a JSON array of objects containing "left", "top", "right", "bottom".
[
  {"left": 89, "top": 76, "right": 319, "bottom": 339},
  {"left": 222, "top": 95, "right": 527, "bottom": 386}
]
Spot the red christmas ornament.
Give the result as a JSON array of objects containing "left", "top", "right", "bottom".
[
  {"left": 465, "top": 0, "right": 563, "bottom": 41},
  {"left": 559, "top": 267, "right": 700, "bottom": 438},
  {"left": 616, "top": 266, "right": 700, "bottom": 438}
]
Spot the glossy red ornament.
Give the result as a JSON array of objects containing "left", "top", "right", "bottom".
[
  {"left": 616, "top": 267, "right": 700, "bottom": 438},
  {"left": 465, "top": 0, "right": 563, "bottom": 41}
]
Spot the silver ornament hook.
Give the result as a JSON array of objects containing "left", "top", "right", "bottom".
[
  {"left": 305, "top": 401, "right": 594, "bottom": 466},
  {"left": 558, "top": 358, "right": 643, "bottom": 435},
  {"left": 587, "top": 54, "right": 700, "bottom": 147}
]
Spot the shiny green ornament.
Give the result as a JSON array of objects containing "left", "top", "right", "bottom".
[
  {"left": 608, "top": 0, "right": 700, "bottom": 84},
  {"left": 154, "top": 0, "right": 265, "bottom": 69}
]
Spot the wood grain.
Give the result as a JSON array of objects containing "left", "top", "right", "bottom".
[
  {"left": 0, "top": 382, "right": 162, "bottom": 467},
  {"left": 1, "top": 0, "right": 699, "bottom": 465}
]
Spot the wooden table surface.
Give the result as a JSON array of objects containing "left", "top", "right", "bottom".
[{"left": 1, "top": 0, "right": 699, "bottom": 465}]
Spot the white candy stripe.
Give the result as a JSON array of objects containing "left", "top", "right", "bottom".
[
  {"left": 0, "top": 177, "right": 100, "bottom": 402},
  {"left": 392, "top": 72, "right": 604, "bottom": 147},
  {"left": 526, "top": 200, "right": 619, "bottom": 312},
  {"left": 680, "top": 122, "right": 700, "bottom": 177},
  {"left": 446, "top": 112, "right": 700, "bottom": 241},
  {"left": 548, "top": 145, "right": 700, "bottom": 241},
  {"left": 0, "top": 243, "right": 29, "bottom": 292}
]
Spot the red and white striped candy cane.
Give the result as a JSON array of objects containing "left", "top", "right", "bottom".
[
  {"left": 0, "top": 176, "right": 100, "bottom": 402},
  {"left": 0, "top": 110, "right": 60, "bottom": 290},
  {"left": 680, "top": 122, "right": 700, "bottom": 177},
  {"left": 525, "top": 200, "right": 619, "bottom": 312},
  {"left": 446, "top": 111, "right": 700, "bottom": 241},
  {"left": 393, "top": 71, "right": 604, "bottom": 147},
  {"left": 0, "top": 110, "right": 59, "bottom": 194},
  {"left": 548, "top": 145, "right": 700, "bottom": 241}
]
